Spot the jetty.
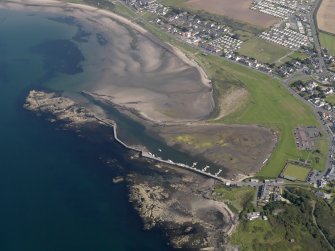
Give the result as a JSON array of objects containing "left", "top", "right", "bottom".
[{"left": 92, "top": 114, "right": 226, "bottom": 182}]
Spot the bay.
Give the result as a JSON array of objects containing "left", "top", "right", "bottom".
[{"left": 0, "top": 9, "right": 174, "bottom": 251}]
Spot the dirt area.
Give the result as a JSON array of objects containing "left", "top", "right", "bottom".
[
  {"left": 153, "top": 123, "right": 277, "bottom": 177},
  {"left": 215, "top": 87, "right": 249, "bottom": 120},
  {"left": 185, "top": 0, "right": 279, "bottom": 28},
  {"left": 317, "top": 0, "right": 335, "bottom": 34}
]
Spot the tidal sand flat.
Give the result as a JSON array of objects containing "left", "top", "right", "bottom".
[{"left": 0, "top": 0, "right": 214, "bottom": 123}]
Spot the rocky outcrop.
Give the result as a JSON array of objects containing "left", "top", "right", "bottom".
[
  {"left": 24, "top": 90, "right": 97, "bottom": 126},
  {"left": 126, "top": 163, "right": 237, "bottom": 250},
  {"left": 129, "top": 184, "right": 169, "bottom": 229}
]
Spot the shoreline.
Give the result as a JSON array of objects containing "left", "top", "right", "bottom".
[
  {"left": 0, "top": 0, "right": 212, "bottom": 90},
  {"left": 24, "top": 89, "right": 238, "bottom": 249},
  {"left": 1, "top": 0, "right": 216, "bottom": 124}
]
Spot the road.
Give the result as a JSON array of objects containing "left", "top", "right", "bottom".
[
  {"left": 309, "top": 0, "right": 327, "bottom": 73},
  {"left": 311, "top": 202, "right": 335, "bottom": 251}
]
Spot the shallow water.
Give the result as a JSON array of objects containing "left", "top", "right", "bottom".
[{"left": 0, "top": 9, "right": 174, "bottom": 251}]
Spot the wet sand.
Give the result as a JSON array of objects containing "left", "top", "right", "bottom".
[{"left": 0, "top": 0, "right": 214, "bottom": 123}]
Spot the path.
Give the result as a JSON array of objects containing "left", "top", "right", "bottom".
[{"left": 311, "top": 201, "right": 335, "bottom": 251}]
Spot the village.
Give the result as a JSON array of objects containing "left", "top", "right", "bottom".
[{"left": 121, "top": 0, "right": 335, "bottom": 81}]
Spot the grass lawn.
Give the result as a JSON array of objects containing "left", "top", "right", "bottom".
[
  {"left": 282, "top": 164, "right": 310, "bottom": 181},
  {"left": 277, "top": 51, "right": 309, "bottom": 66},
  {"left": 161, "top": 0, "right": 187, "bottom": 8},
  {"left": 312, "top": 138, "right": 329, "bottom": 171},
  {"left": 214, "top": 186, "right": 256, "bottom": 213},
  {"left": 238, "top": 37, "right": 291, "bottom": 64},
  {"left": 290, "top": 51, "right": 309, "bottom": 60},
  {"left": 230, "top": 219, "right": 288, "bottom": 250},
  {"left": 326, "top": 94, "right": 335, "bottom": 105},
  {"left": 319, "top": 31, "right": 335, "bottom": 56}
]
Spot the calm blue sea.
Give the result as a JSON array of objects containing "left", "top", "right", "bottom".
[{"left": 0, "top": 9, "right": 174, "bottom": 251}]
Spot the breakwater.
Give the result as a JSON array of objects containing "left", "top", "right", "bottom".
[{"left": 92, "top": 113, "right": 227, "bottom": 182}]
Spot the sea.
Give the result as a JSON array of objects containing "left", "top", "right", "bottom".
[{"left": 0, "top": 8, "right": 175, "bottom": 251}]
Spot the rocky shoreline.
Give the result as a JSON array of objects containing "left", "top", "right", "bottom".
[
  {"left": 24, "top": 90, "right": 237, "bottom": 250},
  {"left": 126, "top": 162, "right": 237, "bottom": 250},
  {"left": 24, "top": 90, "right": 98, "bottom": 126}
]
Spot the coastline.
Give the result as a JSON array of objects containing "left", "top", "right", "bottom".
[
  {"left": 24, "top": 89, "right": 238, "bottom": 250},
  {"left": 0, "top": 0, "right": 212, "bottom": 90}
]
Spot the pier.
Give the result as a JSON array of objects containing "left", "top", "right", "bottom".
[{"left": 92, "top": 114, "right": 226, "bottom": 182}]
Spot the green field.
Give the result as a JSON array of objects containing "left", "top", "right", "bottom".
[
  {"left": 326, "top": 94, "right": 335, "bottom": 105},
  {"left": 214, "top": 186, "right": 256, "bottom": 213},
  {"left": 290, "top": 51, "right": 309, "bottom": 60},
  {"left": 238, "top": 37, "right": 291, "bottom": 64},
  {"left": 282, "top": 164, "right": 310, "bottom": 181},
  {"left": 193, "top": 53, "right": 326, "bottom": 177},
  {"left": 320, "top": 31, "right": 335, "bottom": 56},
  {"left": 277, "top": 51, "right": 310, "bottom": 66}
]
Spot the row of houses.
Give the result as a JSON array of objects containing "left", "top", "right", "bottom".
[
  {"left": 265, "top": 0, "right": 314, "bottom": 11},
  {"left": 260, "top": 27, "right": 309, "bottom": 49},
  {"left": 207, "top": 35, "right": 242, "bottom": 54},
  {"left": 251, "top": 0, "right": 296, "bottom": 19},
  {"left": 156, "top": 10, "right": 242, "bottom": 54}
]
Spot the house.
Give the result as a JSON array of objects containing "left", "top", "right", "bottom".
[
  {"left": 315, "top": 191, "right": 332, "bottom": 200},
  {"left": 246, "top": 212, "right": 261, "bottom": 221},
  {"left": 317, "top": 179, "right": 328, "bottom": 188}
]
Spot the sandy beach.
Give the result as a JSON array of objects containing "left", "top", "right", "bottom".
[{"left": 0, "top": 0, "right": 214, "bottom": 123}]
